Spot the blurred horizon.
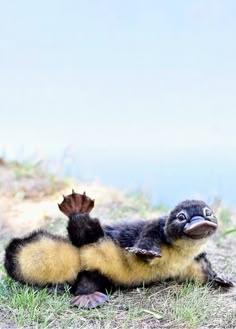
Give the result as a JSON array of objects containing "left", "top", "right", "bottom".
[{"left": 1, "top": 1, "right": 236, "bottom": 207}]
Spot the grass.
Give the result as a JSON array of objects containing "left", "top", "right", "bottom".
[
  {"left": 0, "top": 272, "right": 153, "bottom": 328},
  {"left": 0, "top": 159, "right": 236, "bottom": 328},
  {"left": 0, "top": 158, "right": 68, "bottom": 201},
  {"left": 223, "top": 228, "right": 236, "bottom": 235},
  {"left": 219, "top": 208, "right": 232, "bottom": 227},
  {"left": 126, "top": 192, "right": 153, "bottom": 217},
  {"left": 0, "top": 274, "right": 71, "bottom": 328},
  {"left": 1, "top": 266, "right": 235, "bottom": 329},
  {"left": 12, "top": 161, "right": 44, "bottom": 179},
  {"left": 169, "top": 282, "right": 218, "bottom": 328}
]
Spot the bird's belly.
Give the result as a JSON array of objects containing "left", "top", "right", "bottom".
[{"left": 80, "top": 239, "right": 206, "bottom": 286}]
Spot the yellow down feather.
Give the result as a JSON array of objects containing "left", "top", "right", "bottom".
[{"left": 17, "top": 235, "right": 207, "bottom": 286}]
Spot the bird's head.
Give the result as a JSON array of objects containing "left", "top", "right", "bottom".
[{"left": 165, "top": 200, "right": 218, "bottom": 242}]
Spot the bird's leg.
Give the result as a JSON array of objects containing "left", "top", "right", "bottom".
[
  {"left": 58, "top": 190, "right": 104, "bottom": 247},
  {"left": 125, "top": 222, "right": 162, "bottom": 260},
  {"left": 180, "top": 252, "right": 235, "bottom": 288},
  {"left": 71, "top": 271, "right": 113, "bottom": 309}
]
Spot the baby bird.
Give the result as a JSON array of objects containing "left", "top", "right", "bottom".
[{"left": 5, "top": 191, "right": 235, "bottom": 309}]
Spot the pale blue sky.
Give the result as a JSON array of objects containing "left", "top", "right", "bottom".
[
  {"left": 1, "top": 1, "right": 236, "bottom": 206},
  {"left": 1, "top": 0, "right": 236, "bottom": 157}
]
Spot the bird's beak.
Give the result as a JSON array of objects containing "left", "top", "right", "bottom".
[{"left": 183, "top": 216, "right": 217, "bottom": 239}]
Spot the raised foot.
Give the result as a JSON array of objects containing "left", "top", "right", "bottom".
[
  {"left": 71, "top": 292, "right": 108, "bottom": 309},
  {"left": 213, "top": 276, "right": 235, "bottom": 288},
  {"left": 125, "top": 247, "right": 161, "bottom": 257},
  {"left": 58, "top": 190, "right": 95, "bottom": 217}
]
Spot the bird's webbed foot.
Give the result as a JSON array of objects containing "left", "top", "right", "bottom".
[
  {"left": 212, "top": 275, "right": 235, "bottom": 288},
  {"left": 71, "top": 270, "right": 112, "bottom": 308},
  {"left": 125, "top": 220, "right": 162, "bottom": 261},
  {"left": 71, "top": 292, "right": 108, "bottom": 309},
  {"left": 58, "top": 190, "right": 95, "bottom": 217},
  {"left": 125, "top": 244, "right": 162, "bottom": 262},
  {"left": 195, "top": 252, "right": 235, "bottom": 289}
]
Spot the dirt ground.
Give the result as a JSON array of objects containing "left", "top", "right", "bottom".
[{"left": 0, "top": 160, "right": 235, "bottom": 328}]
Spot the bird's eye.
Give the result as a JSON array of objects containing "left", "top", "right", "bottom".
[
  {"left": 177, "top": 213, "right": 187, "bottom": 221},
  {"left": 204, "top": 208, "right": 212, "bottom": 217}
]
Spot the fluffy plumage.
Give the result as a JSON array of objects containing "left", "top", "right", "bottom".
[{"left": 4, "top": 191, "right": 235, "bottom": 308}]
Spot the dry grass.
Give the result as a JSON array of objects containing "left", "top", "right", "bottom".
[
  {"left": 0, "top": 271, "right": 235, "bottom": 329},
  {"left": 0, "top": 159, "right": 236, "bottom": 328}
]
